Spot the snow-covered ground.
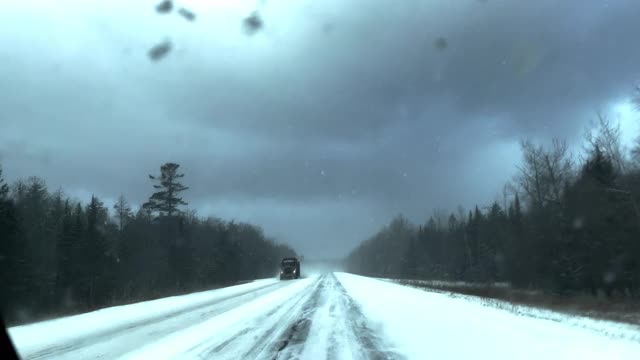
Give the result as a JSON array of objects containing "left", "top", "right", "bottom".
[
  {"left": 8, "top": 273, "right": 640, "bottom": 359},
  {"left": 383, "top": 277, "right": 640, "bottom": 340},
  {"left": 9, "top": 278, "right": 287, "bottom": 359},
  {"left": 337, "top": 273, "right": 640, "bottom": 360}
]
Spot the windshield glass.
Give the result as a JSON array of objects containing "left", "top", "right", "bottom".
[{"left": 1, "top": 1, "right": 640, "bottom": 359}]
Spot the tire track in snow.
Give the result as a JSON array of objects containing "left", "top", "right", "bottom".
[
  {"left": 290, "top": 273, "right": 406, "bottom": 360},
  {"left": 24, "top": 280, "right": 291, "bottom": 360},
  {"left": 328, "top": 275, "right": 406, "bottom": 360},
  {"left": 270, "top": 275, "right": 328, "bottom": 359},
  {"left": 194, "top": 274, "right": 326, "bottom": 359},
  {"left": 212, "top": 273, "right": 404, "bottom": 360}
]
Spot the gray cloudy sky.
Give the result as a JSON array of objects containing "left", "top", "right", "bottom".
[{"left": 1, "top": 0, "right": 640, "bottom": 259}]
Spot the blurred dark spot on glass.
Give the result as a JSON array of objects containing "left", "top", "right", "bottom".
[
  {"left": 148, "top": 40, "right": 172, "bottom": 61},
  {"left": 604, "top": 271, "right": 617, "bottom": 285},
  {"left": 510, "top": 44, "right": 542, "bottom": 77},
  {"left": 434, "top": 37, "right": 448, "bottom": 51},
  {"left": 322, "top": 23, "right": 334, "bottom": 34},
  {"left": 155, "top": 0, "right": 173, "bottom": 14},
  {"left": 243, "top": 12, "right": 263, "bottom": 35},
  {"left": 178, "top": 8, "right": 196, "bottom": 22}
]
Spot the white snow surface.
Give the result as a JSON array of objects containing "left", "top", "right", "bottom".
[
  {"left": 8, "top": 272, "right": 640, "bottom": 359},
  {"left": 336, "top": 272, "right": 640, "bottom": 360},
  {"left": 380, "top": 277, "right": 640, "bottom": 341},
  {"left": 9, "top": 278, "right": 281, "bottom": 358}
]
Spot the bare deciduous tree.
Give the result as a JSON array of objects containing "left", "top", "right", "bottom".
[
  {"left": 541, "top": 139, "right": 574, "bottom": 205},
  {"left": 516, "top": 140, "right": 546, "bottom": 209},
  {"left": 515, "top": 139, "right": 573, "bottom": 210},
  {"left": 632, "top": 86, "right": 640, "bottom": 166},
  {"left": 113, "top": 194, "right": 132, "bottom": 231},
  {"left": 584, "top": 112, "right": 628, "bottom": 174}
]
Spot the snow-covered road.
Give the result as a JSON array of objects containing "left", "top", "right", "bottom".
[{"left": 8, "top": 273, "right": 640, "bottom": 359}]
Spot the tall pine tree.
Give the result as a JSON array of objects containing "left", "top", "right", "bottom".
[
  {"left": 143, "top": 163, "right": 189, "bottom": 217},
  {"left": 85, "top": 195, "right": 109, "bottom": 309},
  {"left": 0, "top": 165, "right": 26, "bottom": 322},
  {"left": 113, "top": 194, "right": 133, "bottom": 231}
]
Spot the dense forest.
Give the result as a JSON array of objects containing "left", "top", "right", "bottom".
[
  {"left": 347, "top": 114, "right": 640, "bottom": 298},
  {"left": 0, "top": 162, "right": 296, "bottom": 325}
]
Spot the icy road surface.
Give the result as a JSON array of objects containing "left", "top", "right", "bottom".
[{"left": 8, "top": 273, "right": 640, "bottom": 360}]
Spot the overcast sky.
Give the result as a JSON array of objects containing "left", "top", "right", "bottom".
[{"left": 1, "top": 0, "right": 640, "bottom": 259}]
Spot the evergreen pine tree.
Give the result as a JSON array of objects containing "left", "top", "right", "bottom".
[
  {"left": 143, "top": 163, "right": 189, "bottom": 217},
  {"left": 113, "top": 194, "right": 133, "bottom": 231}
]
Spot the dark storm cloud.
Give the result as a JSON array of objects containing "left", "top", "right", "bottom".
[
  {"left": 2, "top": 0, "right": 640, "bottom": 258},
  {"left": 168, "top": 0, "right": 640, "bottom": 140},
  {"left": 174, "top": 0, "right": 640, "bottom": 204}
]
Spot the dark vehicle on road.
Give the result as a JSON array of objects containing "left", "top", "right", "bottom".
[{"left": 280, "top": 257, "right": 300, "bottom": 280}]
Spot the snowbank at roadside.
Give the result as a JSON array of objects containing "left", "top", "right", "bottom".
[
  {"left": 336, "top": 272, "right": 640, "bottom": 360},
  {"left": 9, "top": 278, "right": 279, "bottom": 356}
]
